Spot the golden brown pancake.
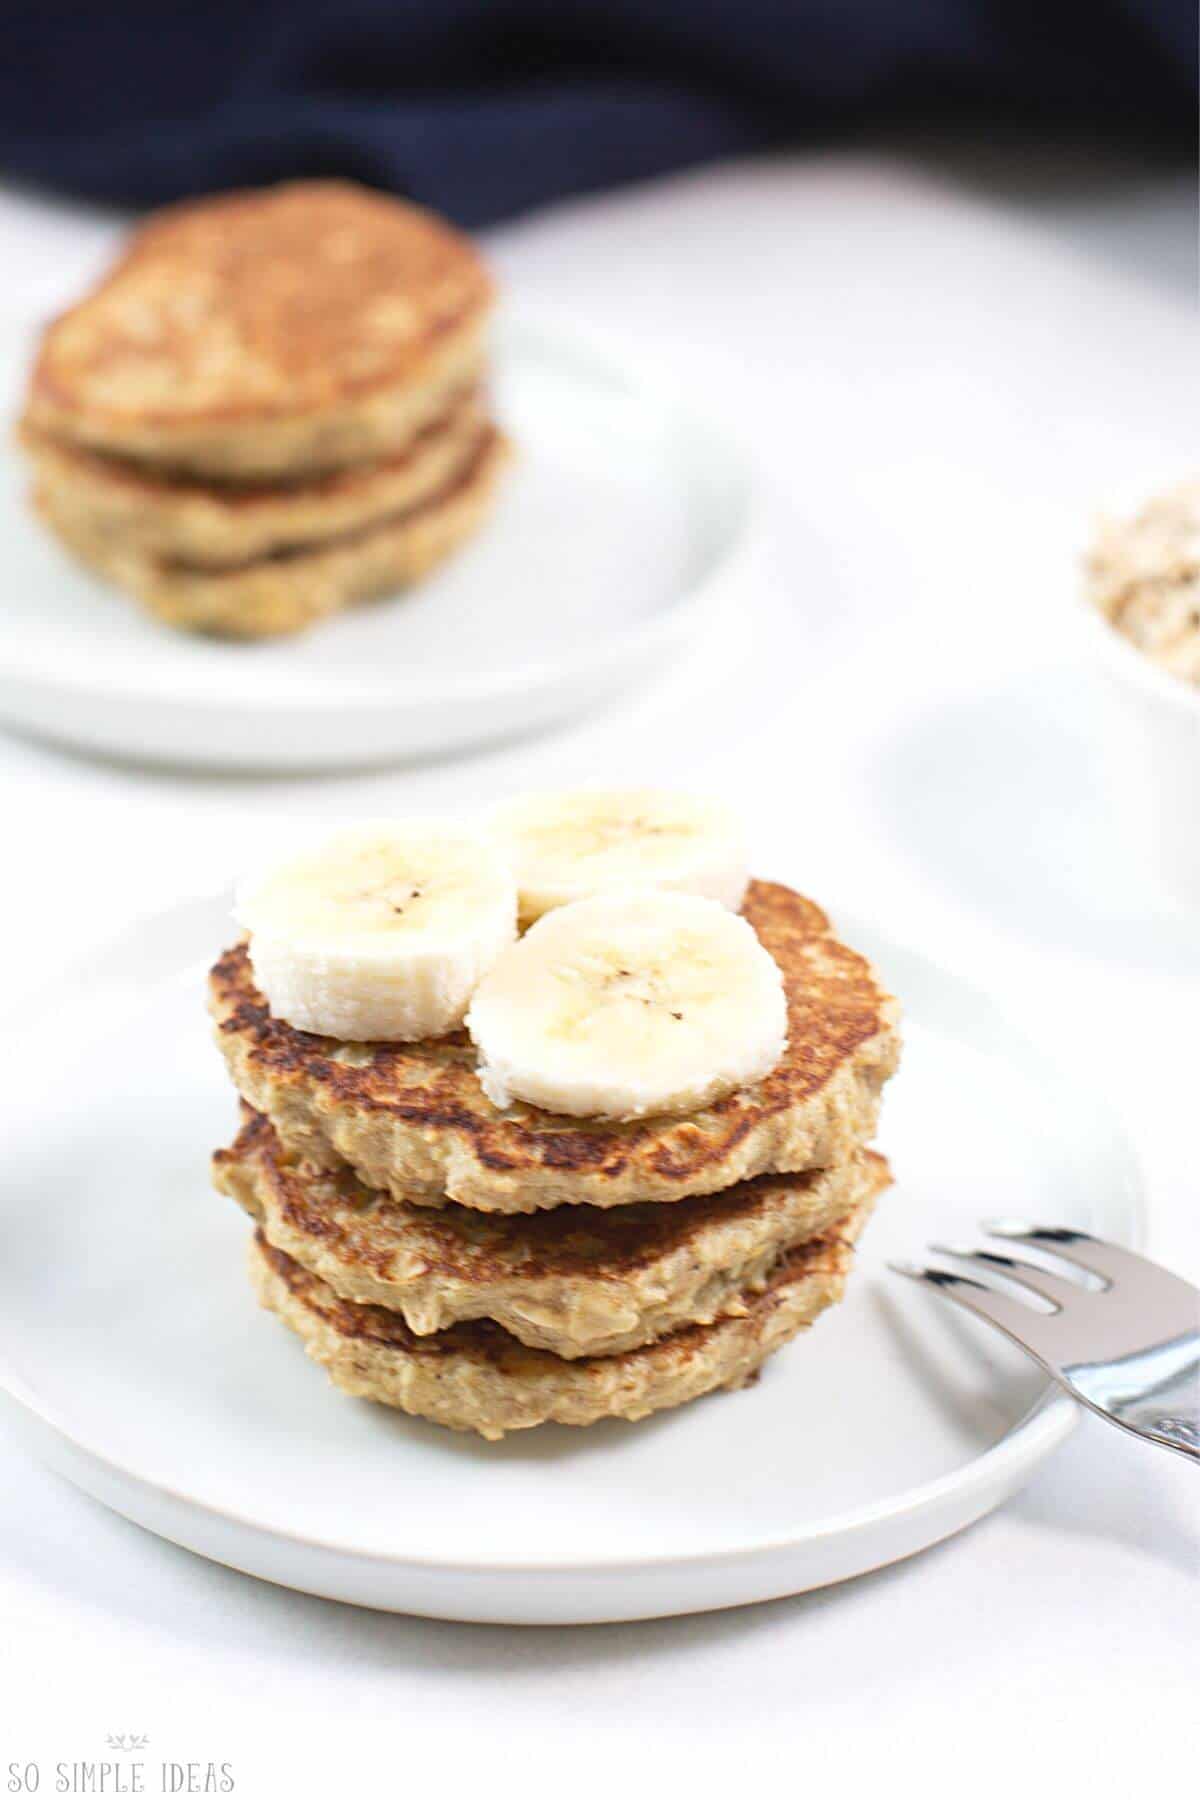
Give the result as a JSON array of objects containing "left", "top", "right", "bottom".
[
  {"left": 249, "top": 1184, "right": 879, "bottom": 1437},
  {"left": 216, "top": 1105, "right": 888, "bottom": 1357},
  {"left": 23, "top": 180, "right": 492, "bottom": 477},
  {"left": 20, "top": 391, "right": 487, "bottom": 566},
  {"left": 210, "top": 881, "right": 901, "bottom": 1211},
  {"left": 35, "top": 425, "right": 508, "bottom": 638}
]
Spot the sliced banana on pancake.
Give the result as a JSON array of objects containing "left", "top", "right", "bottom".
[
  {"left": 487, "top": 788, "right": 748, "bottom": 923},
  {"left": 235, "top": 820, "right": 517, "bottom": 1042},
  {"left": 466, "top": 891, "right": 787, "bottom": 1120}
]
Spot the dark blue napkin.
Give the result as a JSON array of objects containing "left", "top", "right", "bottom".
[{"left": 4, "top": 2, "right": 1194, "bottom": 225}]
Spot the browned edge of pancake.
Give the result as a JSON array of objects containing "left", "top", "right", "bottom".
[
  {"left": 216, "top": 1105, "right": 886, "bottom": 1285},
  {"left": 18, "top": 385, "right": 483, "bottom": 499},
  {"left": 155, "top": 423, "right": 500, "bottom": 573},
  {"left": 253, "top": 1185, "right": 876, "bottom": 1365}
]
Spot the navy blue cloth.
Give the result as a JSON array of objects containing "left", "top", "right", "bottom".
[{"left": 3, "top": 3, "right": 1194, "bottom": 225}]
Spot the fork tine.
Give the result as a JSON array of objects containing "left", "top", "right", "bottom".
[
  {"left": 889, "top": 1262, "right": 1056, "bottom": 1353},
  {"left": 984, "top": 1223, "right": 1200, "bottom": 1315},
  {"left": 982, "top": 1221, "right": 1151, "bottom": 1288},
  {"left": 929, "top": 1245, "right": 1080, "bottom": 1309}
]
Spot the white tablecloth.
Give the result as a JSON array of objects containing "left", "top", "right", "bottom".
[{"left": 0, "top": 144, "right": 1195, "bottom": 1798}]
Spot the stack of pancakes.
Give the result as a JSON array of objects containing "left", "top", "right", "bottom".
[
  {"left": 208, "top": 881, "right": 900, "bottom": 1438},
  {"left": 19, "top": 181, "right": 507, "bottom": 638}
]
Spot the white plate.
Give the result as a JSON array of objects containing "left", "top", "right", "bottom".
[
  {"left": 0, "top": 312, "right": 755, "bottom": 770},
  {"left": 0, "top": 891, "right": 1141, "bottom": 1625}
]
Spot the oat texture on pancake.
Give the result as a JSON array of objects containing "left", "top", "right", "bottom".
[
  {"left": 18, "top": 181, "right": 510, "bottom": 638},
  {"left": 35, "top": 427, "right": 509, "bottom": 639},
  {"left": 210, "top": 880, "right": 901, "bottom": 1212},
  {"left": 20, "top": 392, "right": 490, "bottom": 566},
  {"left": 248, "top": 1179, "right": 884, "bottom": 1438},
  {"left": 216, "top": 1104, "right": 889, "bottom": 1358}
]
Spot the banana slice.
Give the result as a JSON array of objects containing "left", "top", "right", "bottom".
[
  {"left": 236, "top": 820, "right": 517, "bottom": 1042},
  {"left": 466, "top": 891, "right": 787, "bottom": 1120},
  {"left": 487, "top": 788, "right": 748, "bottom": 923}
]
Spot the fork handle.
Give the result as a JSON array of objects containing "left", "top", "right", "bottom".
[{"left": 1071, "top": 1374, "right": 1200, "bottom": 1463}]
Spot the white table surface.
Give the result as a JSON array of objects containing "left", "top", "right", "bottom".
[{"left": 0, "top": 144, "right": 1196, "bottom": 1797}]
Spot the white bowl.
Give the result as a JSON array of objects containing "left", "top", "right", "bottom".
[{"left": 1075, "top": 579, "right": 1200, "bottom": 908}]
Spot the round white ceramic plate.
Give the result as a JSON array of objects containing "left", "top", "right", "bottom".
[
  {"left": 0, "top": 311, "right": 755, "bottom": 770},
  {"left": 0, "top": 891, "right": 1141, "bottom": 1625}
]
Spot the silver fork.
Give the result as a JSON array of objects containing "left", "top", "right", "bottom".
[{"left": 891, "top": 1224, "right": 1200, "bottom": 1463}]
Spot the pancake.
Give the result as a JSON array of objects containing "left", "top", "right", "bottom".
[
  {"left": 35, "top": 426, "right": 508, "bottom": 638},
  {"left": 210, "top": 881, "right": 901, "bottom": 1211},
  {"left": 20, "top": 391, "right": 488, "bottom": 566},
  {"left": 215, "top": 1105, "right": 889, "bottom": 1357},
  {"left": 23, "top": 180, "right": 492, "bottom": 478},
  {"left": 249, "top": 1188, "right": 877, "bottom": 1437}
]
